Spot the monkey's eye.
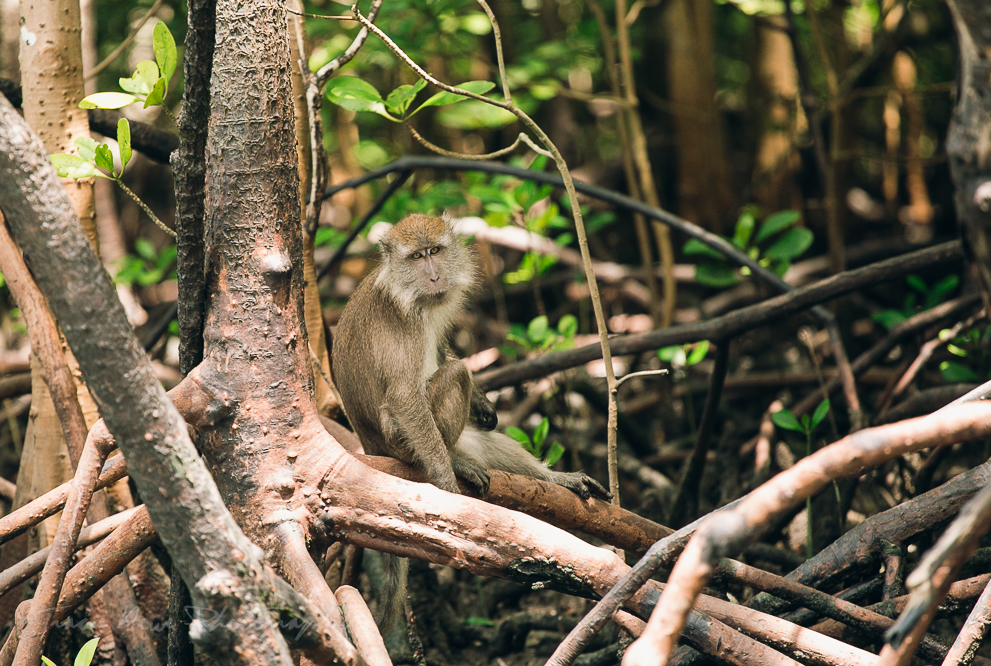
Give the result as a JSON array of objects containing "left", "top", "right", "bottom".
[
  {"left": 410, "top": 251, "right": 423, "bottom": 260},
  {"left": 428, "top": 246, "right": 441, "bottom": 255}
]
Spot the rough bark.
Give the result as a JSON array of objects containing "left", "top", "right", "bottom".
[
  {"left": 946, "top": 0, "right": 991, "bottom": 309},
  {"left": 661, "top": 0, "right": 735, "bottom": 234}
]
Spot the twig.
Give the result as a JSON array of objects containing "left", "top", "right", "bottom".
[
  {"left": 11, "top": 423, "right": 114, "bottom": 666},
  {"left": 668, "top": 342, "right": 730, "bottom": 527},
  {"left": 0, "top": 506, "right": 139, "bottom": 599},
  {"left": 116, "top": 179, "right": 175, "bottom": 238},
  {"left": 614, "top": 369, "right": 668, "bottom": 390},
  {"left": 585, "top": 0, "right": 663, "bottom": 323},
  {"left": 0, "top": 215, "right": 89, "bottom": 465},
  {"left": 940, "top": 577, "right": 991, "bottom": 666},
  {"left": 406, "top": 124, "right": 551, "bottom": 160},
  {"left": 84, "top": 0, "right": 166, "bottom": 80},
  {"left": 0, "top": 453, "right": 127, "bottom": 547},
  {"left": 879, "top": 309, "right": 986, "bottom": 414}
]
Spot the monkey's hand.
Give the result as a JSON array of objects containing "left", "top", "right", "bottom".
[
  {"left": 469, "top": 385, "right": 498, "bottom": 431},
  {"left": 551, "top": 471, "right": 612, "bottom": 501},
  {"left": 452, "top": 456, "right": 491, "bottom": 496}
]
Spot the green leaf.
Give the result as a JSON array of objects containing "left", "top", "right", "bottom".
[
  {"left": 79, "top": 92, "right": 139, "bottom": 109},
  {"left": 153, "top": 22, "right": 177, "bottom": 86},
  {"left": 872, "top": 309, "right": 907, "bottom": 331},
  {"left": 384, "top": 79, "right": 427, "bottom": 116},
  {"left": 732, "top": 211, "right": 755, "bottom": 249},
  {"left": 74, "top": 136, "right": 100, "bottom": 161},
  {"left": 534, "top": 418, "right": 549, "bottom": 448},
  {"left": 811, "top": 399, "right": 830, "bottom": 429},
  {"left": 119, "top": 60, "right": 159, "bottom": 95},
  {"left": 94, "top": 143, "right": 115, "bottom": 177},
  {"left": 906, "top": 274, "right": 928, "bottom": 294},
  {"left": 527, "top": 315, "right": 549, "bottom": 342},
  {"left": 505, "top": 426, "right": 530, "bottom": 447},
  {"left": 135, "top": 238, "right": 157, "bottom": 262},
  {"left": 755, "top": 210, "right": 801, "bottom": 243},
  {"left": 940, "top": 361, "right": 978, "bottom": 382},
  {"left": 544, "top": 441, "right": 565, "bottom": 467},
  {"left": 117, "top": 118, "right": 131, "bottom": 173},
  {"left": 75, "top": 637, "right": 100, "bottom": 666},
  {"left": 41, "top": 657, "right": 57, "bottom": 666},
  {"left": 764, "top": 227, "right": 813, "bottom": 261},
  {"left": 682, "top": 238, "right": 726, "bottom": 259},
  {"left": 144, "top": 77, "right": 166, "bottom": 108},
  {"left": 948, "top": 343, "right": 968, "bottom": 357},
  {"left": 464, "top": 617, "right": 494, "bottom": 626},
  {"left": 657, "top": 345, "right": 686, "bottom": 366},
  {"left": 409, "top": 80, "right": 496, "bottom": 114},
  {"left": 800, "top": 414, "right": 811, "bottom": 430},
  {"left": 50, "top": 153, "right": 99, "bottom": 179},
  {"left": 771, "top": 409, "right": 804, "bottom": 433},
  {"left": 557, "top": 314, "right": 578, "bottom": 339},
  {"left": 325, "top": 77, "right": 398, "bottom": 120},
  {"left": 932, "top": 275, "right": 960, "bottom": 299},
  {"left": 695, "top": 263, "right": 739, "bottom": 287},
  {"left": 435, "top": 99, "right": 516, "bottom": 129},
  {"left": 686, "top": 340, "right": 709, "bottom": 366}
]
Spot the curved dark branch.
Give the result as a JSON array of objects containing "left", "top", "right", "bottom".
[{"left": 475, "top": 241, "right": 963, "bottom": 390}]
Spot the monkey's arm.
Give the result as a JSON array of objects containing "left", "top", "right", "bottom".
[
  {"left": 441, "top": 342, "right": 497, "bottom": 431},
  {"left": 384, "top": 386, "right": 462, "bottom": 494}
]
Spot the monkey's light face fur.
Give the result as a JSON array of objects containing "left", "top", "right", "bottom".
[{"left": 375, "top": 214, "right": 475, "bottom": 314}]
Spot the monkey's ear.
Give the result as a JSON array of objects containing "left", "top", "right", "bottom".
[{"left": 369, "top": 221, "right": 395, "bottom": 250}]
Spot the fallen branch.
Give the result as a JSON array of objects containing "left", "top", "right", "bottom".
[{"left": 624, "top": 402, "right": 991, "bottom": 665}]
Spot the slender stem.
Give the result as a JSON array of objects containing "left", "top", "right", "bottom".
[
  {"left": 406, "top": 125, "right": 550, "bottom": 160},
  {"left": 84, "top": 0, "right": 166, "bottom": 80},
  {"left": 473, "top": 0, "right": 511, "bottom": 104},
  {"left": 115, "top": 179, "right": 175, "bottom": 238},
  {"left": 614, "top": 0, "right": 676, "bottom": 327}
]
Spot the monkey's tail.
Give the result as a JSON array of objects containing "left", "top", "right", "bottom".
[{"left": 378, "top": 553, "right": 409, "bottom": 630}]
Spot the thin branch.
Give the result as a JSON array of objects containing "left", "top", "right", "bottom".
[
  {"left": 12, "top": 424, "right": 115, "bottom": 666},
  {"left": 336, "top": 586, "right": 391, "bottom": 666},
  {"left": 0, "top": 453, "right": 127, "bottom": 547},
  {"left": 0, "top": 215, "right": 89, "bottom": 465},
  {"left": 313, "top": 0, "right": 382, "bottom": 85},
  {"left": 84, "top": 0, "right": 166, "bottom": 80},
  {"left": 406, "top": 124, "right": 551, "bottom": 160},
  {"left": 668, "top": 341, "right": 730, "bottom": 527},
  {"left": 116, "top": 179, "right": 175, "bottom": 238}
]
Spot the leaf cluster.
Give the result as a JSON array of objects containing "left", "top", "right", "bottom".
[
  {"left": 506, "top": 417, "right": 566, "bottom": 467},
  {"left": 684, "top": 208, "right": 812, "bottom": 288}
]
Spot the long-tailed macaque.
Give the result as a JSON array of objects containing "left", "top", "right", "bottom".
[{"left": 331, "top": 213, "right": 609, "bottom": 625}]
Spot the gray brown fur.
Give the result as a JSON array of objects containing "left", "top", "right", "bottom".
[{"left": 331, "top": 214, "right": 609, "bottom": 627}]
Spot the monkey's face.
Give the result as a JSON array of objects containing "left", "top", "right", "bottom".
[{"left": 406, "top": 244, "right": 450, "bottom": 299}]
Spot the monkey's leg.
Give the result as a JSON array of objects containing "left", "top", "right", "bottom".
[{"left": 426, "top": 361, "right": 490, "bottom": 494}]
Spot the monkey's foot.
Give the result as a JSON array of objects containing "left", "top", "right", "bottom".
[
  {"left": 470, "top": 399, "right": 498, "bottom": 431},
  {"left": 452, "top": 457, "right": 490, "bottom": 495},
  {"left": 548, "top": 471, "right": 611, "bottom": 501}
]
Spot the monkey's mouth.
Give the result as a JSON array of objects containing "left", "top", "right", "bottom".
[{"left": 419, "top": 290, "right": 449, "bottom": 305}]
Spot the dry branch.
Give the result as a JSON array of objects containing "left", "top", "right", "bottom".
[{"left": 624, "top": 402, "right": 991, "bottom": 665}]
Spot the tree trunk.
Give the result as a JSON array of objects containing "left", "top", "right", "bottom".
[
  {"left": 661, "top": 0, "right": 735, "bottom": 234},
  {"left": 945, "top": 0, "right": 991, "bottom": 309}
]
